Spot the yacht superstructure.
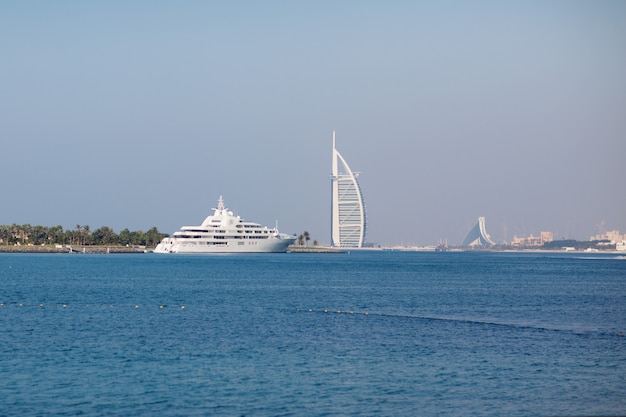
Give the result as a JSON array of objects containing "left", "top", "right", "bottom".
[{"left": 154, "top": 196, "right": 297, "bottom": 253}]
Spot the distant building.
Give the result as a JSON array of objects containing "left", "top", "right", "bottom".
[
  {"left": 461, "top": 217, "right": 496, "bottom": 247},
  {"left": 590, "top": 230, "right": 625, "bottom": 244},
  {"left": 510, "top": 231, "right": 553, "bottom": 247},
  {"left": 330, "top": 132, "right": 367, "bottom": 248}
]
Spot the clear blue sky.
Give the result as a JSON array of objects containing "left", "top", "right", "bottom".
[{"left": 2, "top": 1, "right": 624, "bottom": 245}]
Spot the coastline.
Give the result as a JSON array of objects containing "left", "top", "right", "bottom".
[
  {"left": 288, "top": 246, "right": 344, "bottom": 253},
  {"left": 0, "top": 245, "right": 148, "bottom": 254},
  {"left": 0, "top": 245, "right": 343, "bottom": 254},
  {"left": 1, "top": 244, "right": 623, "bottom": 256}
]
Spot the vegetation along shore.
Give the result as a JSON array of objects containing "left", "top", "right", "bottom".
[
  {"left": 0, "top": 224, "right": 334, "bottom": 253},
  {"left": 0, "top": 224, "right": 167, "bottom": 249}
]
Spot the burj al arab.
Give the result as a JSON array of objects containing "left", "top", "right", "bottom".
[{"left": 330, "top": 131, "right": 367, "bottom": 248}]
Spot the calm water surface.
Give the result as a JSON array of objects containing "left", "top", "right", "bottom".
[{"left": 1, "top": 251, "right": 625, "bottom": 416}]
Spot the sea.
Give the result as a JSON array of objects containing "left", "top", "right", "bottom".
[{"left": 0, "top": 251, "right": 624, "bottom": 416}]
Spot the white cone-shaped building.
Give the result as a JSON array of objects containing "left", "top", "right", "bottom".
[
  {"left": 461, "top": 216, "right": 496, "bottom": 247},
  {"left": 330, "top": 132, "right": 367, "bottom": 248}
]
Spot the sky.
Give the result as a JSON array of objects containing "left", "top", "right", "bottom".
[{"left": 1, "top": 1, "right": 625, "bottom": 246}]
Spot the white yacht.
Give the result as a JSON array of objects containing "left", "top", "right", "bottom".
[{"left": 154, "top": 196, "right": 297, "bottom": 253}]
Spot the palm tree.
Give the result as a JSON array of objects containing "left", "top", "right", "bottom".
[
  {"left": 82, "top": 225, "right": 90, "bottom": 245},
  {"left": 92, "top": 226, "right": 116, "bottom": 246},
  {"left": 31, "top": 225, "right": 47, "bottom": 245},
  {"left": 48, "top": 225, "right": 64, "bottom": 244},
  {"left": 119, "top": 229, "right": 132, "bottom": 246},
  {"left": 303, "top": 231, "right": 310, "bottom": 247},
  {"left": 20, "top": 224, "right": 32, "bottom": 244},
  {"left": 0, "top": 224, "right": 10, "bottom": 245},
  {"left": 146, "top": 227, "right": 165, "bottom": 247},
  {"left": 64, "top": 229, "right": 73, "bottom": 245},
  {"left": 297, "top": 234, "right": 304, "bottom": 247}
]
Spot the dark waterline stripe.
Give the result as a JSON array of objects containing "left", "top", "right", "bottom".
[
  {"left": 295, "top": 308, "right": 626, "bottom": 339},
  {"left": 2, "top": 302, "right": 623, "bottom": 338}
]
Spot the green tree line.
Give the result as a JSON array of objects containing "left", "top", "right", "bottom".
[{"left": 0, "top": 224, "right": 168, "bottom": 247}]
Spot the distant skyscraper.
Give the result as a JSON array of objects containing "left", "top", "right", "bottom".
[
  {"left": 330, "top": 131, "right": 367, "bottom": 248},
  {"left": 462, "top": 216, "right": 496, "bottom": 247}
]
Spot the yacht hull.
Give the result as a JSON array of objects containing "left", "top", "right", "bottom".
[
  {"left": 154, "top": 237, "right": 295, "bottom": 253},
  {"left": 154, "top": 196, "right": 297, "bottom": 254}
]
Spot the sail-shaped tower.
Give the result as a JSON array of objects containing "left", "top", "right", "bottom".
[
  {"left": 461, "top": 217, "right": 496, "bottom": 247},
  {"left": 330, "top": 131, "right": 367, "bottom": 248}
]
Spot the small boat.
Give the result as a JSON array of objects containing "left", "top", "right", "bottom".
[{"left": 154, "top": 196, "right": 297, "bottom": 253}]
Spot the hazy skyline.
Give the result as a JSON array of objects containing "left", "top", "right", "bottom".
[{"left": 2, "top": 1, "right": 625, "bottom": 246}]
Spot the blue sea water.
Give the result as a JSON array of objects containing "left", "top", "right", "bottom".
[{"left": 0, "top": 251, "right": 625, "bottom": 416}]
